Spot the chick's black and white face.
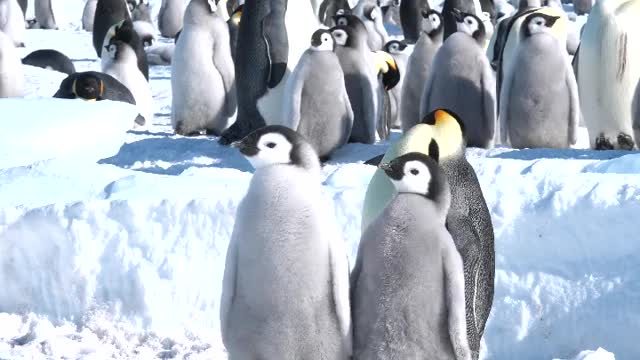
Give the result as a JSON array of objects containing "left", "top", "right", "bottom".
[
  {"left": 241, "top": 132, "right": 294, "bottom": 169},
  {"left": 457, "top": 14, "right": 480, "bottom": 37},
  {"left": 335, "top": 15, "right": 349, "bottom": 27},
  {"left": 310, "top": 30, "right": 335, "bottom": 51},
  {"left": 331, "top": 28, "right": 348, "bottom": 46},
  {"left": 207, "top": 0, "right": 218, "bottom": 12},
  {"left": 105, "top": 43, "right": 118, "bottom": 59},
  {"left": 382, "top": 159, "right": 432, "bottom": 195},
  {"left": 425, "top": 12, "right": 441, "bottom": 34},
  {"left": 525, "top": 15, "right": 558, "bottom": 36}
]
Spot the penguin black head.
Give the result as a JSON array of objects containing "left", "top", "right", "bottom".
[
  {"left": 522, "top": 13, "right": 560, "bottom": 38},
  {"left": 379, "top": 152, "right": 449, "bottom": 204},
  {"left": 331, "top": 13, "right": 367, "bottom": 38},
  {"left": 452, "top": 8, "right": 486, "bottom": 42},
  {"left": 420, "top": 109, "right": 467, "bottom": 159},
  {"left": 72, "top": 74, "right": 104, "bottom": 101},
  {"left": 310, "top": 29, "right": 336, "bottom": 51},
  {"left": 232, "top": 125, "right": 320, "bottom": 171},
  {"left": 373, "top": 51, "right": 401, "bottom": 90},
  {"left": 330, "top": 17, "right": 367, "bottom": 48},
  {"left": 383, "top": 40, "right": 407, "bottom": 54},
  {"left": 104, "top": 40, "right": 136, "bottom": 63},
  {"left": 107, "top": 19, "right": 138, "bottom": 48},
  {"left": 422, "top": 9, "right": 444, "bottom": 38}
]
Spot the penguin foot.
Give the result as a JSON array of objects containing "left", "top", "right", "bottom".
[
  {"left": 174, "top": 122, "right": 201, "bottom": 137},
  {"left": 594, "top": 134, "right": 614, "bottom": 150},
  {"left": 617, "top": 133, "right": 636, "bottom": 150}
]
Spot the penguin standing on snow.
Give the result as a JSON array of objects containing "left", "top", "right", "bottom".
[
  {"left": 171, "top": 0, "right": 237, "bottom": 136},
  {"left": 102, "top": 39, "right": 154, "bottom": 125},
  {"left": 221, "top": 125, "right": 352, "bottom": 359},
  {"left": 0, "top": 30, "right": 23, "bottom": 98},
  {"left": 34, "top": 0, "right": 57, "bottom": 29},
  {"left": 102, "top": 19, "right": 149, "bottom": 80},
  {"left": 281, "top": 29, "right": 353, "bottom": 160},
  {"left": 83, "top": 0, "right": 98, "bottom": 31},
  {"left": 499, "top": 13, "right": 579, "bottom": 149},
  {"left": 93, "top": 0, "right": 132, "bottom": 58},
  {"left": 401, "top": 9, "right": 443, "bottom": 132},
  {"left": 351, "top": 0, "right": 389, "bottom": 50},
  {"left": 352, "top": 151, "right": 472, "bottom": 360},
  {"left": 383, "top": 40, "right": 407, "bottom": 129},
  {"left": 420, "top": 9, "right": 496, "bottom": 148}
]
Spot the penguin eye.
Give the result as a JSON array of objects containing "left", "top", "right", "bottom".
[
  {"left": 465, "top": 18, "right": 473, "bottom": 25},
  {"left": 266, "top": 142, "right": 277, "bottom": 149},
  {"left": 410, "top": 169, "right": 419, "bottom": 175}
]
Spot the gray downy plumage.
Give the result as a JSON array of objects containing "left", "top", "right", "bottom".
[
  {"left": 499, "top": 12, "right": 579, "bottom": 149},
  {"left": 159, "top": 0, "right": 184, "bottom": 38},
  {"left": 351, "top": 0, "right": 389, "bottom": 50},
  {"left": 400, "top": 9, "right": 443, "bottom": 132},
  {"left": 420, "top": 12, "right": 496, "bottom": 148}
]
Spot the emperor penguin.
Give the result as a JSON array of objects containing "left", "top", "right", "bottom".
[
  {"left": 420, "top": 9, "right": 496, "bottom": 148},
  {"left": 92, "top": 0, "right": 132, "bottom": 57},
  {"left": 34, "top": 0, "right": 57, "bottom": 29},
  {"left": 102, "top": 39, "right": 154, "bottom": 126},
  {"left": 82, "top": 0, "right": 97, "bottom": 31},
  {"left": 0, "top": 30, "right": 23, "bottom": 98},
  {"left": 221, "top": 125, "right": 352, "bottom": 360},
  {"left": 0, "top": 0, "right": 25, "bottom": 47},
  {"left": 352, "top": 151, "right": 471, "bottom": 360},
  {"left": 331, "top": 18, "right": 380, "bottom": 144},
  {"left": 281, "top": 29, "right": 353, "bottom": 160},
  {"left": 318, "top": 0, "right": 350, "bottom": 26},
  {"left": 361, "top": 109, "right": 496, "bottom": 359},
  {"left": 102, "top": 19, "right": 149, "bottom": 80},
  {"left": 578, "top": 0, "right": 640, "bottom": 150},
  {"left": 226, "top": 3, "right": 242, "bottom": 62},
  {"left": 383, "top": 40, "right": 408, "bottom": 129},
  {"left": 171, "top": 0, "right": 237, "bottom": 136},
  {"left": 401, "top": 9, "right": 443, "bottom": 132},
  {"left": 400, "top": 0, "right": 430, "bottom": 44},
  {"left": 53, "top": 71, "right": 145, "bottom": 126},
  {"left": 22, "top": 49, "right": 76, "bottom": 75},
  {"left": 158, "top": 0, "right": 185, "bottom": 38},
  {"left": 351, "top": 0, "right": 389, "bottom": 50},
  {"left": 499, "top": 13, "right": 579, "bottom": 148}
]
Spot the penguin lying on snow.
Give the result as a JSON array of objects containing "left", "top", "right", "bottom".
[
  {"left": 352, "top": 151, "right": 471, "bottom": 360},
  {"left": 22, "top": 49, "right": 76, "bottom": 75},
  {"left": 220, "top": 125, "right": 352, "bottom": 359}
]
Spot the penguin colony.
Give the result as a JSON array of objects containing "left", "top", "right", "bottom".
[{"left": 0, "top": 0, "right": 638, "bottom": 358}]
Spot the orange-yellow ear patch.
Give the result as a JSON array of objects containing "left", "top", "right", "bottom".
[{"left": 373, "top": 51, "right": 400, "bottom": 90}]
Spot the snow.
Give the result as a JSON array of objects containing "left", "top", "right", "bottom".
[{"left": 0, "top": 0, "right": 634, "bottom": 359}]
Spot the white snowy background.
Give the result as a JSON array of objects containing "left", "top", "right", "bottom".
[{"left": 0, "top": 0, "right": 633, "bottom": 359}]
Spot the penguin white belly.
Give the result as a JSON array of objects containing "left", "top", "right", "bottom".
[
  {"left": 257, "top": 0, "right": 319, "bottom": 125},
  {"left": 0, "top": 0, "right": 25, "bottom": 46},
  {"left": 578, "top": 0, "right": 640, "bottom": 149},
  {"left": 105, "top": 64, "right": 154, "bottom": 124},
  {"left": 171, "top": 30, "right": 227, "bottom": 133},
  {"left": 0, "top": 31, "right": 24, "bottom": 97}
]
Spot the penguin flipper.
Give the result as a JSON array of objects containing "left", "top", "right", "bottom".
[
  {"left": 220, "top": 228, "right": 239, "bottom": 346},
  {"left": 262, "top": 3, "right": 288, "bottom": 89},
  {"left": 565, "top": 57, "right": 580, "bottom": 146},
  {"left": 212, "top": 20, "right": 237, "bottom": 118},
  {"left": 328, "top": 228, "right": 353, "bottom": 355},
  {"left": 480, "top": 54, "right": 496, "bottom": 147}
]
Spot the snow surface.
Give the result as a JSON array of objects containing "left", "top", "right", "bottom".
[{"left": 0, "top": 0, "right": 634, "bottom": 359}]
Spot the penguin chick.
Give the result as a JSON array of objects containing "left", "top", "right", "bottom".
[
  {"left": 171, "top": 0, "right": 236, "bottom": 136},
  {"left": 102, "top": 19, "right": 150, "bottom": 80},
  {"left": 401, "top": 9, "right": 444, "bottom": 132},
  {"left": 282, "top": 28, "right": 354, "bottom": 161},
  {"left": 420, "top": 9, "right": 496, "bottom": 148},
  {"left": 221, "top": 125, "right": 352, "bottom": 359},
  {"left": 351, "top": 151, "right": 472, "bottom": 360},
  {"left": 102, "top": 40, "right": 154, "bottom": 126}
]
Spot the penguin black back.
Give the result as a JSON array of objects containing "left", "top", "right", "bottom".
[
  {"left": 22, "top": 49, "right": 76, "bottom": 75},
  {"left": 93, "top": 0, "right": 132, "bottom": 57}
]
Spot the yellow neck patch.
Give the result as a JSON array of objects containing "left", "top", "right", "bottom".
[{"left": 430, "top": 110, "right": 464, "bottom": 160}]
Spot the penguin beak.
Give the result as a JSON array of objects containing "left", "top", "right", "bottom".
[
  {"left": 378, "top": 162, "right": 393, "bottom": 174},
  {"left": 451, "top": 8, "right": 463, "bottom": 22},
  {"left": 231, "top": 140, "right": 259, "bottom": 156}
]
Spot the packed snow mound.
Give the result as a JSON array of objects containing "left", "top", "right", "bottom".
[
  {"left": 0, "top": 99, "right": 138, "bottom": 169},
  {"left": 555, "top": 348, "right": 616, "bottom": 360}
]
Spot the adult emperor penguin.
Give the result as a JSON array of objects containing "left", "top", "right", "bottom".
[
  {"left": 0, "top": 0, "right": 26, "bottom": 47},
  {"left": 34, "top": 0, "right": 57, "bottom": 29},
  {"left": 400, "top": 0, "right": 429, "bottom": 44},
  {"left": 221, "top": 125, "right": 352, "bottom": 360},
  {"left": 401, "top": 9, "right": 443, "bottom": 132},
  {"left": 421, "top": 9, "right": 496, "bottom": 148},
  {"left": 0, "top": 30, "right": 23, "bottom": 98},
  {"left": 226, "top": 3, "right": 242, "bottom": 62},
  {"left": 383, "top": 40, "right": 408, "bottom": 129},
  {"left": 578, "top": 0, "right": 640, "bottom": 150},
  {"left": 331, "top": 18, "right": 380, "bottom": 144},
  {"left": 53, "top": 71, "right": 145, "bottom": 126},
  {"left": 93, "top": 0, "right": 132, "bottom": 57},
  {"left": 219, "top": 0, "right": 320, "bottom": 145},
  {"left": 158, "top": 0, "right": 185, "bottom": 38},
  {"left": 352, "top": 152, "right": 471, "bottom": 360},
  {"left": 102, "top": 19, "right": 149, "bottom": 80},
  {"left": 83, "top": 0, "right": 97, "bottom": 31},
  {"left": 102, "top": 39, "right": 154, "bottom": 125},
  {"left": 499, "top": 13, "right": 579, "bottom": 148},
  {"left": 281, "top": 29, "right": 353, "bottom": 160},
  {"left": 22, "top": 49, "right": 76, "bottom": 75},
  {"left": 351, "top": 0, "right": 389, "bottom": 50},
  {"left": 361, "top": 109, "right": 495, "bottom": 360},
  {"left": 171, "top": 0, "right": 236, "bottom": 136}
]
